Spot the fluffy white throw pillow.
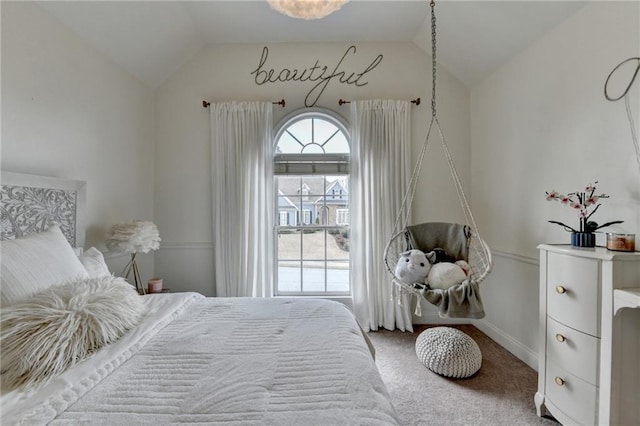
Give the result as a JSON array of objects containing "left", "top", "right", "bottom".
[{"left": 0, "top": 276, "right": 145, "bottom": 389}]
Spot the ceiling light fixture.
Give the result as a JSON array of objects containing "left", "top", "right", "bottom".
[{"left": 267, "top": 0, "right": 349, "bottom": 20}]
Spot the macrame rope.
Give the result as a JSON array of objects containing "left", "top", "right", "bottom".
[
  {"left": 385, "top": 0, "right": 492, "bottom": 308},
  {"left": 390, "top": 0, "right": 482, "bottom": 242}
]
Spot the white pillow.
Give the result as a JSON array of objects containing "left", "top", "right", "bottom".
[
  {"left": 1, "top": 225, "right": 89, "bottom": 307},
  {"left": 0, "top": 276, "right": 145, "bottom": 389},
  {"left": 78, "top": 247, "right": 111, "bottom": 278}
]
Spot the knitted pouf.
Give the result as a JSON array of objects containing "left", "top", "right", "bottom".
[{"left": 415, "top": 327, "right": 482, "bottom": 378}]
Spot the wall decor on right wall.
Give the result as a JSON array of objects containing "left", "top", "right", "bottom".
[{"left": 604, "top": 56, "right": 640, "bottom": 174}]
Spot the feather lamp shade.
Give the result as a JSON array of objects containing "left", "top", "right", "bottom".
[
  {"left": 105, "top": 220, "right": 160, "bottom": 294},
  {"left": 105, "top": 220, "right": 160, "bottom": 254}
]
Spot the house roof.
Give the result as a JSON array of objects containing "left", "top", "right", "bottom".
[{"left": 278, "top": 176, "right": 327, "bottom": 198}]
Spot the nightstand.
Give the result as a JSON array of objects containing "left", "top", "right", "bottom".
[{"left": 535, "top": 244, "right": 640, "bottom": 425}]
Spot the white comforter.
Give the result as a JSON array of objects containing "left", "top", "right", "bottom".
[{"left": 2, "top": 293, "right": 399, "bottom": 425}]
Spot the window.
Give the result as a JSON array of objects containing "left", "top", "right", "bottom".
[
  {"left": 336, "top": 209, "right": 349, "bottom": 226},
  {"left": 274, "top": 109, "right": 350, "bottom": 296},
  {"left": 279, "top": 211, "right": 289, "bottom": 226},
  {"left": 297, "top": 209, "right": 312, "bottom": 225}
]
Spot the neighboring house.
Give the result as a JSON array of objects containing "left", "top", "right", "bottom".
[
  {"left": 318, "top": 178, "right": 349, "bottom": 226},
  {"left": 277, "top": 177, "right": 348, "bottom": 226}
]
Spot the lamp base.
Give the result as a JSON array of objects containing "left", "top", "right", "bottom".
[{"left": 122, "top": 253, "right": 145, "bottom": 295}]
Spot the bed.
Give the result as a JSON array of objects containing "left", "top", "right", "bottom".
[{"left": 0, "top": 171, "right": 399, "bottom": 425}]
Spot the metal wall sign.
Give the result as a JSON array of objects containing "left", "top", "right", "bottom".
[{"left": 251, "top": 45, "right": 383, "bottom": 107}]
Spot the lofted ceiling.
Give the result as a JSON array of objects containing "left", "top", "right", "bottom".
[{"left": 36, "top": 0, "right": 589, "bottom": 89}]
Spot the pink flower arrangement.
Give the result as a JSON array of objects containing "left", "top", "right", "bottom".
[{"left": 545, "top": 181, "right": 623, "bottom": 233}]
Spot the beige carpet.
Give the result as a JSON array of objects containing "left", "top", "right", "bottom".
[{"left": 367, "top": 324, "right": 559, "bottom": 426}]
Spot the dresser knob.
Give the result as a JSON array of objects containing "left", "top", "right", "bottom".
[
  {"left": 555, "top": 334, "right": 566, "bottom": 343},
  {"left": 555, "top": 376, "right": 565, "bottom": 386},
  {"left": 556, "top": 285, "right": 567, "bottom": 294}
]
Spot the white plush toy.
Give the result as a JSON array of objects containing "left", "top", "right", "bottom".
[
  {"left": 395, "top": 250, "right": 432, "bottom": 286},
  {"left": 427, "top": 260, "right": 471, "bottom": 290}
]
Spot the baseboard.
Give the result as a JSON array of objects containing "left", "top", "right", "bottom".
[
  {"left": 413, "top": 312, "right": 473, "bottom": 325},
  {"left": 472, "top": 317, "right": 538, "bottom": 371}
]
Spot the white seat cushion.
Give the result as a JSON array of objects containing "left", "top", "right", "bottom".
[{"left": 415, "top": 327, "right": 482, "bottom": 378}]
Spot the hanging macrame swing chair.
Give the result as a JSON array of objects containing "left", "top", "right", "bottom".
[{"left": 383, "top": 0, "right": 492, "bottom": 319}]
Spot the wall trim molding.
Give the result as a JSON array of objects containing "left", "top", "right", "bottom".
[
  {"left": 492, "top": 249, "right": 539, "bottom": 266},
  {"left": 472, "top": 317, "right": 538, "bottom": 371},
  {"left": 413, "top": 313, "right": 472, "bottom": 326},
  {"left": 159, "top": 242, "right": 214, "bottom": 250},
  {"left": 158, "top": 243, "right": 541, "bottom": 267}
]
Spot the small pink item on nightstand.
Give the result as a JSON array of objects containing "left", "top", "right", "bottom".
[{"left": 147, "top": 278, "right": 163, "bottom": 294}]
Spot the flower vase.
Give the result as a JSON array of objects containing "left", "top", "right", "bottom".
[{"left": 571, "top": 232, "right": 596, "bottom": 248}]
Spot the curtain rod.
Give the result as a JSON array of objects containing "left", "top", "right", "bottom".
[
  {"left": 338, "top": 98, "right": 421, "bottom": 106},
  {"left": 202, "top": 99, "right": 286, "bottom": 108}
]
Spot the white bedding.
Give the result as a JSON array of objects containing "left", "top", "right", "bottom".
[{"left": 2, "top": 293, "right": 399, "bottom": 425}]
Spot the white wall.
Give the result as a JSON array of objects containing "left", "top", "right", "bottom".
[
  {"left": 154, "top": 42, "right": 470, "bottom": 297},
  {"left": 1, "top": 2, "right": 156, "bottom": 279},
  {"left": 470, "top": 1, "right": 640, "bottom": 368}
]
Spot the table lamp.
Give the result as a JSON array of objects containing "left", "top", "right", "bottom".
[{"left": 105, "top": 220, "right": 160, "bottom": 295}]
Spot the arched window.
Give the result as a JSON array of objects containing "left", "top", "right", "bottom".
[{"left": 274, "top": 109, "right": 350, "bottom": 296}]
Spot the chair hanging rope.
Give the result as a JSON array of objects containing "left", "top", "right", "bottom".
[{"left": 383, "top": 0, "right": 492, "bottom": 316}]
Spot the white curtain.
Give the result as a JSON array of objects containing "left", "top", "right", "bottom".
[
  {"left": 350, "top": 100, "right": 413, "bottom": 332},
  {"left": 210, "top": 101, "right": 274, "bottom": 297}
]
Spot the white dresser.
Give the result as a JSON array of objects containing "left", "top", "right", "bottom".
[{"left": 535, "top": 244, "right": 640, "bottom": 425}]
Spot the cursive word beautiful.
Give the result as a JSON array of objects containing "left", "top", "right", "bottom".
[{"left": 251, "top": 46, "right": 383, "bottom": 107}]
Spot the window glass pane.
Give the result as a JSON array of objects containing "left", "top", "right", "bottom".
[
  {"left": 302, "top": 229, "right": 325, "bottom": 262},
  {"left": 313, "top": 118, "right": 348, "bottom": 154},
  {"left": 323, "top": 132, "right": 349, "bottom": 153},
  {"left": 327, "top": 261, "right": 349, "bottom": 292},
  {"left": 302, "top": 263, "right": 326, "bottom": 292},
  {"left": 328, "top": 229, "right": 350, "bottom": 258},
  {"left": 278, "top": 260, "right": 301, "bottom": 293},
  {"left": 287, "top": 119, "right": 312, "bottom": 145},
  {"left": 278, "top": 229, "right": 301, "bottom": 260},
  {"left": 278, "top": 177, "right": 302, "bottom": 197},
  {"left": 276, "top": 132, "right": 303, "bottom": 154},
  {"left": 301, "top": 144, "right": 324, "bottom": 154}
]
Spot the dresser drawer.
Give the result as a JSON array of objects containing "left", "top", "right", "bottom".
[
  {"left": 546, "top": 317, "right": 600, "bottom": 385},
  {"left": 547, "top": 252, "right": 601, "bottom": 336},
  {"left": 545, "top": 359, "right": 597, "bottom": 425}
]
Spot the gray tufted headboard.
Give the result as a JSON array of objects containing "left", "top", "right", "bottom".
[{"left": 1, "top": 171, "right": 86, "bottom": 248}]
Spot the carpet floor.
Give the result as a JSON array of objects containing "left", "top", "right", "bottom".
[{"left": 366, "top": 324, "right": 559, "bottom": 426}]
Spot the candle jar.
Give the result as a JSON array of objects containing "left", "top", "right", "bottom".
[
  {"left": 606, "top": 233, "right": 635, "bottom": 252},
  {"left": 147, "top": 277, "right": 163, "bottom": 293}
]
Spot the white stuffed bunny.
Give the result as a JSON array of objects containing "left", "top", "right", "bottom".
[{"left": 395, "top": 250, "right": 432, "bottom": 286}]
